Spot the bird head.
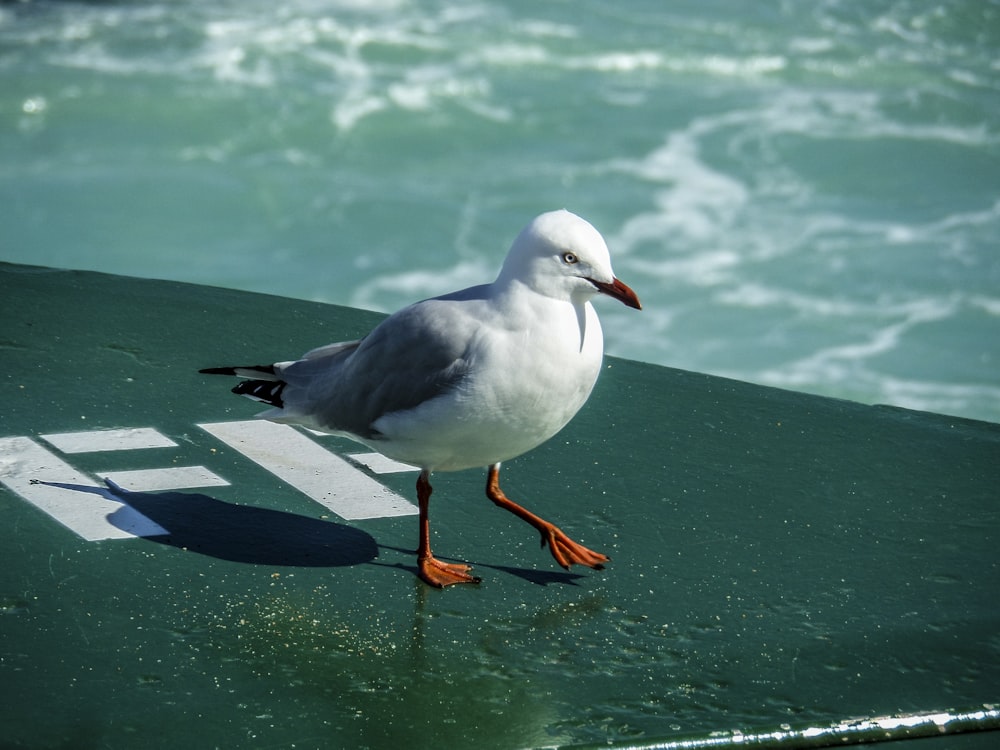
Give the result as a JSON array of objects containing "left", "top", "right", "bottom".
[{"left": 497, "top": 210, "right": 641, "bottom": 310}]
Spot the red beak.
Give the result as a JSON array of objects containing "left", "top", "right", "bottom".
[{"left": 590, "top": 277, "right": 642, "bottom": 310}]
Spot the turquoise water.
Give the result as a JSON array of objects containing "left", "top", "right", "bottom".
[{"left": 2, "top": 0, "right": 998, "bottom": 423}]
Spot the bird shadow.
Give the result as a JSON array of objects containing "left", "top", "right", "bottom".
[
  {"left": 37, "top": 481, "right": 589, "bottom": 585},
  {"left": 486, "top": 563, "right": 589, "bottom": 587},
  {"left": 38, "top": 481, "right": 377, "bottom": 567}
]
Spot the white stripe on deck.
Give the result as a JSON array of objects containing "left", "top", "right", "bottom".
[
  {"left": 346, "top": 452, "right": 419, "bottom": 474},
  {"left": 100, "top": 466, "right": 229, "bottom": 493},
  {"left": 198, "top": 421, "right": 418, "bottom": 520},
  {"left": 40, "top": 427, "right": 177, "bottom": 453},
  {"left": 0, "top": 437, "right": 168, "bottom": 540}
]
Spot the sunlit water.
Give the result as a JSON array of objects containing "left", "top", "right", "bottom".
[{"left": 2, "top": 0, "right": 998, "bottom": 423}]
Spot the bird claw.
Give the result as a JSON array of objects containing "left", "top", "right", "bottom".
[
  {"left": 539, "top": 525, "right": 610, "bottom": 571},
  {"left": 484, "top": 466, "right": 609, "bottom": 576},
  {"left": 418, "top": 556, "right": 482, "bottom": 588}
]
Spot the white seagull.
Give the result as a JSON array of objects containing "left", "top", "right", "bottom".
[{"left": 201, "top": 210, "right": 641, "bottom": 587}]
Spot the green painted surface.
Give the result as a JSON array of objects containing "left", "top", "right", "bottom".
[{"left": 1, "top": 263, "right": 997, "bottom": 749}]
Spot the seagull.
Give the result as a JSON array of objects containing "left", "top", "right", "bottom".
[{"left": 201, "top": 210, "right": 641, "bottom": 587}]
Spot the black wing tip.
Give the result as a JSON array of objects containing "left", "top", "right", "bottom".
[
  {"left": 199, "top": 364, "right": 277, "bottom": 376},
  {"left": 232, "top": 379, "right": 286, "bottom": 408},
  {"left": 200, "top": 364, "right": 285, "bottom": 407}
]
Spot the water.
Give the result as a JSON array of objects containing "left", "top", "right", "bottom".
[{"left": 2, "top": 0, "right": 998, "bottom": 423}]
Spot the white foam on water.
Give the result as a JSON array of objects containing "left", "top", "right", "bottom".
[
  {"left": 727, "top": 289, "right": 1000, "bottom": 420},
  {"left": 608, "top": 132, "right": 750, "bottom": 248},
  {"left": 350, "top": 258, "right": 493, "bottom": 313},
  {"left": 971, "top": 295, "right": 1000, "bottom": 317},
  {"left": 596, "top": 77, "right": 1000, "bottom": 422}
]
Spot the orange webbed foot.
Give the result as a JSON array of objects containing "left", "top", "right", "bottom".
[
  {"left": 485, "top": 464, "right": 609, "bottom": 574},
  {"left": 539, "top": 524, "right": 610, "bottom": 570},
  {"left": 418, "top": 556, "right": 482, "bottom": 588}
]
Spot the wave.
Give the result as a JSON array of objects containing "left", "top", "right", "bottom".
[{"left": 4, "top": 0, "right": 997, "bottom": 423}]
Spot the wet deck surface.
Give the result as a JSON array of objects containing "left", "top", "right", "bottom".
[{"left": 2, "top": 263, "right": 998, "bottom": 749}]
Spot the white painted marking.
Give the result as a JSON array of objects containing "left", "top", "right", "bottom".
[
  {"left": 347, "top": 452, "right": 419, "bottom": 474},
  {"left": 101, "top": 466, "right": 229, "bottom": 493},
  {"left": 0, "top": 437, "right": 169, "bottom": 541},
  {"left": 41, "top": 427, "right": 177, "bottom": 453},
  {"left": 198, "top": 421, "right": 418, "bottom": 520}
]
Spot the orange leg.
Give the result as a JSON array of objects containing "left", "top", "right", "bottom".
[
  {"left": 416, "top": 470, "right": 481, "bottom": 587},
  {"left": 485, "top": 463, "right": 609, "bottom": 570}
]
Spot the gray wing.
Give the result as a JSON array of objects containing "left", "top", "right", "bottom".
[{"left": 274, "top": 292, "right": 488, "bottom": 438}]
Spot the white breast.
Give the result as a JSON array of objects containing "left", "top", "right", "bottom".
[{"left": 372, "top": 296, "right": 605, "bottom": 472}]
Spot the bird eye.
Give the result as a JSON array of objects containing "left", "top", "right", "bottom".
[{"left": 562, "top": 252, "right": 578, "bottom": 265}]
